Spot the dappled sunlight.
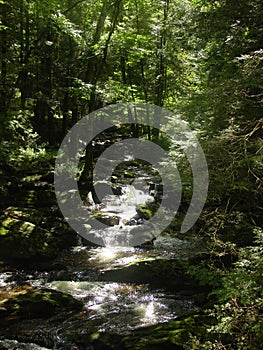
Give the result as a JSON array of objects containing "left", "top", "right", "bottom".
[
  {"left": 39, "top": 278, "right": 198, "bottom": 333},
  {"left": 143, "top": 301, "right": 156, "bottom": 321},
  {"left": 46, "top": 281, "right": 95, "bottom": 298},
  {"left": 135, "top": 299, "right": 159, "bottom": 325},
  {"left": 90, "top": 247, "right": 119, "bottom": 262},
  {"left": 88, "top": 246, "right": 138, "bottom": 268}
]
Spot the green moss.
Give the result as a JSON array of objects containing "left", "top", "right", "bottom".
[
  {"left": 90, "top": 332, "right": 100, "bottom": 341},
  {"left": 121, "top": 314, "right": 207, "bottom": 349},
  {"left": 0, "top": 285, "right": 83, "bottom": 323},
  {"left": 92, "top": 211, "right": 119, "bottom": 226},
  {"left": 136, "top": 204, "right": 154, "bottom": 220},
  {"left": 0, "top": 216, "right": 57, "bottom": 260},
  {"left": 0, "top": 226, "right": 8, "bottom": 235},
  {"left": 124, "top": 170, "right": 135, "bottom": 178}
]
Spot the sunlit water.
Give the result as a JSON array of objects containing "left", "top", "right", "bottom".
[
  {"left": 88, "top": 183, "right": 156, "bottom": 246},
  {"left": 42, "top": 280, "right": 197, "bottom": 333},
  {"left": 101, "top": 184, "right": 154, "bottom": 219},
  {"left": 0, "top": 178, "right": 204, "bottom": 347},
  {"left": 0, "top": 240, "right": 200, "bottom": 337}
]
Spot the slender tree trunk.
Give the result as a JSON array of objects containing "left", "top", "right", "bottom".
[
  {"left": 85, "top": 0, "right": 111, "bottom": 84},
  {"left": 62, "top": 90, "right": 69, "bottom": 136},
  {"left": 103, "top": 0, "right": 121, "bottom": 63},
  {"left": 34, "top": 26, "right": 54, "bottom": 145},
  {"left": 19, "top": 0, "right": 30, "bottom": 108},
  {"left": 0, "top": 2, "right": 8, "bottom": 115},
  {"left": 120, "top": 53, "right": 126, "bottom": 84},
  {"left": 153, "top": 0, "right": 168, "bottom": 138},
  {"left": 135, "top": 0, "right": 150, "bottom": 139},
  {"left": 62, "top": 2, "right": 76, "bottom": 135},
  {"left": 44, "top": 30, "right": 54, "bottom": 145},
  {"left": 82, "top": 0, "right": 111, "bottom": 182}
]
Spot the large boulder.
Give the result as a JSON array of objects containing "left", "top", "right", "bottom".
[
  {"left": 99, "top": 258, "right": 204, "bottom": 292},
  {"left": 0, "top": 207, "right": 77, "bottom": 260},
  {"left": 0, "top": 217, "right": 56, "bottom": 260},
  {"left": 0, "top": 285, "right": 83, "bottom": 325}
]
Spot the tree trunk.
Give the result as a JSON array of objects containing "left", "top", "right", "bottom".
[
  {"left": 135, "top": 0, "right": 150, "bottom": 139},
  {"left": 19, "top": 1, "right": 31, "bottom": 108},
  {"left": 39, "top": 28, "right": 54, "bottom": 145},
  {"left": 0, "top": 2, "right": 8, "bottom": 115},
  {"left": 82, "top": 0, "right": 112, "bottom": 186},
  {"left": 153, "top": 0, "right": 169, "bottom": 138},
  {"left": 62, "top": 91, "right": 69, "bottom": 136}
]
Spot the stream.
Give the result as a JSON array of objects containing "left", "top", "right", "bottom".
[{"left": 0, "top": 163, "right": 206, "bottom": 349}]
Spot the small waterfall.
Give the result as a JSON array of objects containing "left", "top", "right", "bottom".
[{"left": 89, "top": 184, "right": 155, "bottom": 247}]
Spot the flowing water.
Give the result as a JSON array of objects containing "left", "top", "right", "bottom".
[
  {"left": 0, "top": 172, "right": 205, "bottom": 349},
  {"left": 87, "top": 182, "right": 156, "bottom": 246},
  {"left": 0, "top": 241, "right": 200, "bottom": 348}
]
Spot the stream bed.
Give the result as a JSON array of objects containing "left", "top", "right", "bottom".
[
  {"left": 0, "top": 237, "right": 205, "bottom": 349},
  {"left": 0, "top": 163, "right": 206, "bottom": 349}
]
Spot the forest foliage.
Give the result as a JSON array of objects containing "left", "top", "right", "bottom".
[{"left": 0, "top": 0, "right": 262, "bottom": 348}]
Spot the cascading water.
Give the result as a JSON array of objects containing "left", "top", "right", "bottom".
[
  {"left": 88, "top": 182, "right": 156, "bottom": 247},
  {"left": 0, "top": 168, "right": 205, "bottom": 349}
]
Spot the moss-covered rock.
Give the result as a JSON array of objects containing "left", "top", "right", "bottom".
[
  {"left": 119, "top": 313, "right": 208, "bottom": 349},
  {"left": 100, "top": 258, "right": 205, "bottom": 292},
  {"left": 0, "top": 215, "right": 57, "bottom": 260},
  {"left": 0, "top": 206, "right": 78, "bottom": 260},
  {"left": 0, "top": 339, "right": 51, "bottom": 350},
  {"left": 82, "top": 313, "right": 209, "bottom": 350},
  {"left": 136, "top": 203, "right": 159, "bottom": 220},
  {"left": 92, "top": 211, "right": 120, "bottom": 226},
  {"left": 124, "top": 170, "right": 135, "bottom": 178},
  {"left": 0, "top": 285, "right": 83, "bottom": 324}
]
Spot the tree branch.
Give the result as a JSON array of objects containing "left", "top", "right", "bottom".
[{"left": 62, "top": 0, "right": 86, "bottom": 15}]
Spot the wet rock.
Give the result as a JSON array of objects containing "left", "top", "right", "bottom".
[
  {"left": 99, "top": 258, "right": 202, "bottom": 291},
  {"left": 0, "top": 339, "right": 51, "bottom": 350},
  {"left": 125, "top": 218, "right": 138, "bottom": 226},
  {"left": 111, "top": 183, "right": 122, "bottom": 196},
  {"left": 82, "top": 232, "right": 105, "bottom": 247},
  {"left": 137, "top": 217, "right": 144, "bottom": 225},
  {"left": 92, "top": 212, "right": 120, "bottom": 226},
  {"left": 117, "top": 313, "right": 207, "bottom": 350},
  {"left": 0, "top": 285, "right": 83, "bottom": 324},
  {"left": 128, "top": 223, "right": 156, "bottom": 246}
]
